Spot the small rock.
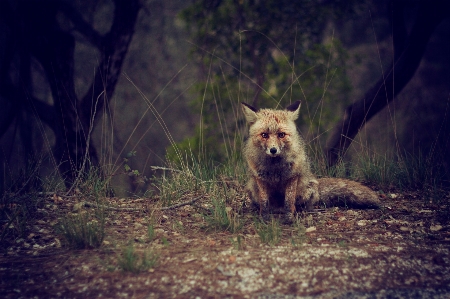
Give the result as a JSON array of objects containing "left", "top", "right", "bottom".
[{"left": 217, "top": 265, "right": 235, "bottom": 277}]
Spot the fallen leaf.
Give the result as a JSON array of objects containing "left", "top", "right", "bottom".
[
  {"left": 53, "top": 194, "right": 63, "bottom": 203},
  {"left": 305, "top": 227, "right": 316, "bottom": 233},
  {"left": 346, "top": 210, "right": 359, "bottom": 216},
  {"left": 357, "top": 220, "right": 367, "bottom": 226},
  {"left": 334, "top": 212, "right": 344, "bottom": 217},
  {"left": 72, "top": 202, "right": 84, "bottom": 212},
  {"left": 430, "top": 225, "right": 443, "bottom": 232}
]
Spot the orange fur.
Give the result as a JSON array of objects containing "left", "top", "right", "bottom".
[{"left": 242, "top": 101, "right": 380, "bottom": 222}]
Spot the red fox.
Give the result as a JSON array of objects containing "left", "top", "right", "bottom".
[{"left": 242, "top": 100, "right": 381, "bottom": 222}]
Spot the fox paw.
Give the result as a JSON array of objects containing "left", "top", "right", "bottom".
[
  {"left": 304, "top": 180, "right": 319, "bottom": 205},
  {"left": 251, "top": 199, "right": 269, "bottom": 214},
  {"left": 283, "top": 212, "right": 297, "bottom": 224}
]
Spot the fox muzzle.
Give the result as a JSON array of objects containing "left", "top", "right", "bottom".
[{"left": 267, "top": 146, "right": 281, "bottom": 156}]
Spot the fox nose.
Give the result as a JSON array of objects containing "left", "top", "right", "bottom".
[{"left": 270, "top": 147, "right": 277, "bottom": 154}]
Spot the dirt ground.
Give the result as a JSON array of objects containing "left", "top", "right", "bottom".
[{"left": 1, "top": 188, "right": 450, "bottom": 298}]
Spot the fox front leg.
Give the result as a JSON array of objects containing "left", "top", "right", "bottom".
[
  {"left": 295, "top": 179, "right": 319, "bottom": 211},
  {"left": 255, "top": 178, "right": 270, "bottom": 215},
  {"left": 284, "top": 178, "right": 298, "bottom": 223},
  {"left": 305, "top": 179, "right": 319, "bottom": 209}
]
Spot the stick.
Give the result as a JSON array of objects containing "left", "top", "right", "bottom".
[{"left": 82, "top": 195, "right": 204, "bottom": 212}]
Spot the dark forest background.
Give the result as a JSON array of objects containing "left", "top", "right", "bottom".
[{"left": 1, "top": 0, "right": 449, "bottom": 196}]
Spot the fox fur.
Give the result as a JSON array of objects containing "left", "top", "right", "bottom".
[{"left": 241, "top": 101, "right": 380, "bottom": 221}]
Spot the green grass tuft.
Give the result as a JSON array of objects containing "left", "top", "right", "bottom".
[
  {"left": 254, "top": 217, "right": 282, "bottom": 246},
  {"left": 55, "top": 209, "right": 106, "bottom": 249},
  {"left": 205, "top": 196, "right": 242, "bottom": 233},
  {"left": 117, "top": 243, "right": 158, "bottom": 273}
]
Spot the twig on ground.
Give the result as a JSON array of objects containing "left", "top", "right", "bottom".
[
  {"left": 37, "top": 192, "right": 77, "bottom": 198},
  {"left": 82, "top": 195, "right": 204, "bottom": 212},
  {"left": 159, "top": 195, "right": 203, "bottom": 211},
  {"left": 82, "top": 201, "right": 143, "bottom": 212},
  {"left": 150, "top": 166, "right": 182, "bottom": 173},
  {"left": 306, "top": 209, "right": 326, "bottom": 214},
  {"left": 22, "top": 191, "right": 205, "bottom": 212}
]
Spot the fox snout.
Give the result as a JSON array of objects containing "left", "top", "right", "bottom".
[{"left": 266, "top": 145, "right": 281, "bottom": 156}]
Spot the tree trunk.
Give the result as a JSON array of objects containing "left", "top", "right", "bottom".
[
  {"left": 27, "top": 0, "right": 140, "bottom": 185},
  {"left": 325, "top": 0, "right": 449, "bottom": 166}
]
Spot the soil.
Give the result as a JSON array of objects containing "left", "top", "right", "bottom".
[{"left": 1, "top": 188, "right": 450, "bottom": 298}]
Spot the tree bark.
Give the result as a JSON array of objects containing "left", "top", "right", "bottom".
[
  {"left": 325, "top": 0, "right": 449, "bottom": 166},
  {"left": 78, "top": 0, "right": 141, "bottom": 133},
  {"left": 0, "top": 0, "right": 141, "bottom": 186}
]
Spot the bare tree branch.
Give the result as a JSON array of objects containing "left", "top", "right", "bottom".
[{"left": 58, "top": 1, "right": 104, "bottom": 49}]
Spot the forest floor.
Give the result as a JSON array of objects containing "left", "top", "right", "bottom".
[{"left": 1, "top": 187, "right": 450, "bottom": 298}]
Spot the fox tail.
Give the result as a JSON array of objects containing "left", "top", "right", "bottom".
[{"left": 317, "top": 178, "right": 381, "bottom": 209}]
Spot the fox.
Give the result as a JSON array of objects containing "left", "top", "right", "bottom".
[{"left": 241, "top": 100, "right": 381, "bottom": 222}]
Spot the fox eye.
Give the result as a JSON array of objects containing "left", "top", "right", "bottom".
[
  {"left": 261, "top": 133, "right": 269, "bottom": 139},
  {"left": 278, "top": 132, "right": 286, "bottom": 138}
]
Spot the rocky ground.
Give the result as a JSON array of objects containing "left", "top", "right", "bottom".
[{"left": 1, "top": 189, "right": 450, "bottom": 298}]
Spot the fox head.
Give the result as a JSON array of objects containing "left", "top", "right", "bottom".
[{"left": 242, "top": 101, "right": 301, "bottom": 157}]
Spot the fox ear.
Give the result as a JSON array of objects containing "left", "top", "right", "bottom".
[
  {"left": 286, "top": 100, "right": 301, "bottom": 120},
  {"left": 241, "top": 102, "right": 259, "bottom": 124}
]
